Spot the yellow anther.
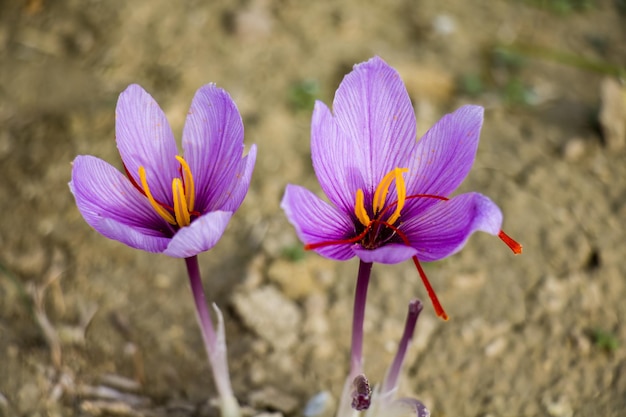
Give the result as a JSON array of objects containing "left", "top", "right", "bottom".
[
  {"left": 372, "top": 170, "right": 397, "bottom": 215},
  {"left": 175, "top": 155, "right": 195, "bottom": 212},
  {"left": 372, "top": 168, "right": 409, "bottom": 221},
  {"left": 138, "top": 166, "right": 177, "bottom": 225},
  {"left": 172, "top": 178, "right": 191, "bottom": 227},
  {"left": 386, "top": 168, "right": 408, "bottom": 225},
  {"left": 354, "top": 189, "right": 371, "bottom": 227}
]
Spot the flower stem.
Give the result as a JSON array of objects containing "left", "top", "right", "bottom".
[
  {"left": 185, "top": 256, "right": 240, "bottom": 417},
  {"left": 336, "top": 260, "right": 373, "bottom": 417},
  {"left": 381, "top": 299, "right": 423, "bottom": 397},
  {"left": 350, "top": 260, "right": 372, "bottom": 378}
]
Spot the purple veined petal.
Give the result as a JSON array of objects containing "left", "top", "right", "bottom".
[
  {"left": 211, "top": 144, "right": 257, "bottom": 212},
  {"left": 95, "top": 217, "right": 172, "bottom": 253},
  {"left": 70, "top": 155, "right": 170, "bottom": 235},
  {"left": 182, "top": 84, "right": 245, "bottom": 213},
  {"left": 401, "top": 192, "right": 503, "bottom": 262},
  {"left": 353, "top": 244, "right": 417, "bottom": 265},
  {"left": 115, "top": 84, "right": 180, "bottom": 205},
  {"left": 163, "top": 211, "right": 233, "bottom": 258},
  {"left": 385, "top": 398, "right": 430, "bottom": 417},
  {"left": 281, "top": 184, "right": 356, "bottom": 261},
  {"left": 332, "top": 56, "right": 418, "bottom": 192},
  {"left": 405, "top": 105, "right": 484, "bottom": 201},
  {"left": 311, "top": 100, "right": 366, "bottom": 215}
]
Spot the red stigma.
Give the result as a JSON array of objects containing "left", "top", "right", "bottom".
[
  {"left": 498, "top": 230, "right": 522, "bottom": 254},
  {"left": 413, "top": 256, "right": 449, "bottom": 320}
]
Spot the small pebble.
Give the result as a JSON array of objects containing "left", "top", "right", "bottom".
[
  {"left": 432, "top": 14, "right": 456, "bottom": 35},
  {"left": 562, "top": 138, "right": 586, "bottom": 162},
  {"left": 232, "top": 285, "right": 302, "bottom": 350},
  {"left": 249, "top": 386, "right": 298, "bottom": 414}
]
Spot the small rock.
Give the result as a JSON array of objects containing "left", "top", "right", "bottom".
[
  {"left": 484, "top": 336, "right": 507, "bottom": 358},
  {"left": 432, "top": 14, "right": 456, "bottom": 35},
  {"left": 539, "top": 276, "right": 569, "bottom": 314},
  {"left": 249, "top": 386, "right": 299, "bottom": 414},
  {"left": 542, "top": 395, "right": 573, "bottom": 417},
  {"left": 232, "top": 285, "right": 302, "bottom": 350},
  {"left": 562, "top": 137, "right": 587, "bottom": 162}
]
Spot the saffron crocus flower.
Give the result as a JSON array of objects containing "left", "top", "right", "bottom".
[
  {"left": 281, "top": 56, "right": 521, "bottom": 385},
  {"left": 70, "top": 84, "right": 256, "bottom": 258},
  {"left": 70, "top": 84, "right": 256, "bottom": 417}
]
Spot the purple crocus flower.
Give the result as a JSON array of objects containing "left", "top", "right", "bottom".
[
  {"left": 70, "top": 84, "right": 256, "bottom": 417},
  {"left": 282, "top": 57, "right": 521, "bottom": 322},
  {"left": 70, "top": 83, "right": 256, "bottom": 258}
]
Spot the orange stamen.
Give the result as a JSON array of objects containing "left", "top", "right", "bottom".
[
  {"left": 175, "top": 155, "right": 195, "bottom": 212},
  {"left": 172, "top": 178, "right": 191, "bottom": 227},
  {"left": 138, "top": 166, "right": 177, "bottom": 225},
  {"left": 135, "top": 156, "right": 197, "bottom": 229},
  {"left": 385, "top": 168, "right": 408, "bottom": 225},
  {"left": 355, "top": 189, "right": 371, "bottom": 227},
  {"left": 498, "top": 230, "right": 522, "bottom": 254},
  {"left": 373, "top": 169, "right": 397, "bottom": 214},
  {"left": 372, "top": 168, "right": 408, "bottom": 223}
]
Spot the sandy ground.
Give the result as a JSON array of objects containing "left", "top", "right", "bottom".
[{"left": 1, "top": 0, "right": 625, "bottom": 416}]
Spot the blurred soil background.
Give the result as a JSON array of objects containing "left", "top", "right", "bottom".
[{"left": 1, "top": 0, "right": 626, "bottom": 416}]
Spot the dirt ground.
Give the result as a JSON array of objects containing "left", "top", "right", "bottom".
[{"left": 1, "top": 0, "right": 625, "bottom": 416}]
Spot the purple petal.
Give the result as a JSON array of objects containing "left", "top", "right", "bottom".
[
  {"left": 311, "top": 101, "right": 365, "bottom": 215},
  {"left": 401, "top": 192, "right": 502, "bottom": 262},
  {"left": 332, "top": 56, "right": 418, "bottom": 192},
  {"left": 163, "top": 211, "right": 232, "bottom": 258},
  {"left": 95, "top": 218, "right": 171, "bottom": 253},
  {"left": 70, "top": 156, "right": 170, "bottom": 233},
  {"left": 213, "top": 144, "right": 257, "bottom": 212},
  {"left": 352, "top": 244, "right": 417, "bottom": 264},
  {"left": 281, "top": 185, "right": 355, "bottom": 261},
  {"left": 115, "top": 84, "right": 180, "bottom": 205},
  {"left": 182, "top": 84, "right": 245, "bottom": 213},
  {"left": 405, "top": 105, "right": 483, "bottom": 200}
]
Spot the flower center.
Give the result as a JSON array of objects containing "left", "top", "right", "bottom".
[
  {"left": 137, "top": 155, "right": 197, "bottom": 228},
  {"left": 355, "top": 167, "right": 408, "bottom": 227}
]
